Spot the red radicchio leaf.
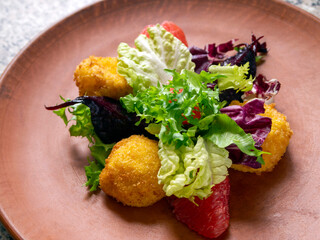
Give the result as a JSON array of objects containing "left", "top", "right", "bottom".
[
  {"left": 220, "top": 99, "right": 272, "bottom": 168},
  {"left": 242, "top": 74, "right": 281, "bottom": 101}
]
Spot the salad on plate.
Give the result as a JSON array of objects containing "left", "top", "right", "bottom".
[{"left": 46, "top": 21, "right": 292, "bottom": 239}]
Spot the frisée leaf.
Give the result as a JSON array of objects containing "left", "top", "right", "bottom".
[
  {"left": 121, "top": 69, "right": 223, "bottom": 148},
  {"left": 208, "top": 62, "right": 254, "bottom": 92},
  {"left": 84, "top": 160, "right": 104, "bottom": 192}
]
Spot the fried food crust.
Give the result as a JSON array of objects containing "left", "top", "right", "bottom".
[
  {"left": 99, "top": 135, "right": 165, "bottom": 207},
  {"left": 74, "top": 56, "right": 132, "bottom": 99},
  {"left": 231, "top": 103, "right": 293, "bottom": 174}
]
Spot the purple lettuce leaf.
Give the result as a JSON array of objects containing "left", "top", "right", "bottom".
[
  {"left": 223, "top": 35, "right": 267, "bottom": 78},
  {"left": 189, "top": 39, "right": 237, "bottom": 73},
  {"left": 208, "top": 39, "right": 236, "bottom": 59},
  {"left": 223, "top": 46, "right": 256, "bottom": 78},
  {"left": 242, "top": 74, "right": 281, "bottom": 101},
  {"left": 220, "top": 99, "right": 272, "bottom": 168}
]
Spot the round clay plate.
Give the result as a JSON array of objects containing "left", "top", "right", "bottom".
[{"left": 1, "top": 0, "right": 320, "bottom": 239}]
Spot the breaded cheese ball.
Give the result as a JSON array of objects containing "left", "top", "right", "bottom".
[
  {"left": 232, "top": 103, "right": 293, "bottom": 174},
  {"left": 99, "top": 135, "right": 165, "bottom": 207},
  {"left": 73, "top": 56, "right": 132, "bottom": 99}
]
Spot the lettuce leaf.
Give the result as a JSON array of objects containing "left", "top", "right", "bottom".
[
  {"left": 158, "top": 136, "right": 232, "bottom": 200},
  {"left": 242, "top": 74, "right": 280, "bottom": 102},
  {"left": 117, "top": 24, "right": 195, "bottom": 92},
  {"left": 208, "top": 62, "right": 254, "bottom": 92},
  {"left": 84, "top": 160, "right": 104, "bottom": 192},
  {"left": 202, "top": 113, "right": 266, "bottom": 164},
  {"left": 53, "top": 98, "right": 114, "bottom": 191},
  {"left": 221, "top": 99, "right": 272, "bottom": 168}
]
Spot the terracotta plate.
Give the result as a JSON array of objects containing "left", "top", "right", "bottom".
[{"left": 1, "top": 0, "right": 320, "bottom": 239}]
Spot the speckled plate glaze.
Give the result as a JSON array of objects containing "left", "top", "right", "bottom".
[{"left": 0, "top": 0, "right": 320, "bottom": 239}]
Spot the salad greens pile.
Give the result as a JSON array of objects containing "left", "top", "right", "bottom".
[
  {"left": 120, "top": 67, "right": 264, "bottom": 199},
  {"left": 49, "top": 24, "right": 276, "bottom": 200}
]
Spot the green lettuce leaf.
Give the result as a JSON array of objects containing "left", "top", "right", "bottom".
[
  {"left": 208, "top": 62, "right": 254, "bottom": 92},
  {"left": 117, "top": 24, "right": 195, "bottom": 92},
  {"left": 157, "top": 136, "right": 232, "bottom": 200},
  {"left": 202, "top": 113, "right": 265, "bottom": 164},
  {"left": 84, "top": 160, "right": 103, "bottom": 192},
  {"left": 54, "top": 98, "right": 114, "bottom": 191}
]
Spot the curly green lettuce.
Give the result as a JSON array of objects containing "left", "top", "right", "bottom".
[{"left": 208, "top": 62, "right": 254, "bottom": 92}]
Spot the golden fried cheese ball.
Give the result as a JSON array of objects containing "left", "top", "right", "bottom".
[
  {"left": 232, "top": 103, "right": 293, "bottom": 174},
  {"left": 99, "top": 135, "right": 165, "bottom": 207},
  {"left": 74, "top": 56, "right": 132, "bottom": 99}
]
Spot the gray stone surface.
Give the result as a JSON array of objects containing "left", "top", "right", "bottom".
[
  {"left": 0, "top": 0, "right": 99, "bottom": 74},
  {"left": 0, "top": 0, "right": 319, "bottom": 239}
]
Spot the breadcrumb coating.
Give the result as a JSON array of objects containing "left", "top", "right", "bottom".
[
  {"left": 73, "top": 56, "right": 132, "bottom": 99},
  {"left": 231, "top": 103, "right": 293, "bottom": 174},
  {"left": 99, "top": 135, "right": 165, "bottom": 207}
]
